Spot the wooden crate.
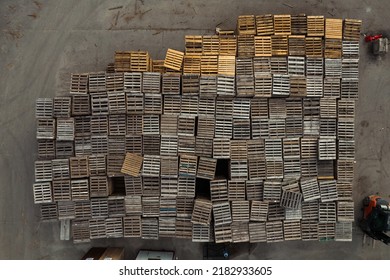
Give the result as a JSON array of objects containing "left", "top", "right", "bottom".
[
  {"left": 338, "top": 139, "right": 355, "bottom": 160},
  {"left": 251, "top": 117, "right": 269, "bottom": 139},
  {"left": 271, "top": 35, "right": 288, "bottom": 56},
  {"left": 228, "top": 180, "right": 246, "bottom": 201},
  {"left": 90, "top": 197, "right": 108, "bottom": 219},
  {"left": 231, "top": 200, "right": 250, "bottom": 222},
  {"left": 123, "top": 215, "right": 142, "bottom": 237},
  {"left": 285, "top": 117, "right": 303, "bottom": 137},
  {"left": 160, "top": 177, "right": 178, "bottom": 197},
  {"left": 216, "top": 98, "right": 233, "bottom": 118},
  {"left": 342, "top": 41, "right": 359, "bottom": 57},
  {"left": 141, "top": 218, "right": 159, "bottom": 240},
  {"left": 163, "top": 95, "right": 181, "bottom": 115},
  {"left": 288, "top": 56, "right": 305, "bottom": 76},
  {"left": 183, "top": 55, "right": 201, "bottom": 74},
  {"left": 177, "top": 196, "right": 194, "bottom": 216},
  {"left": 300, "top": 137, "right": 318, "bottom": 159},
  {"left": 230, "top": 160, "right": 248, "bottom": 180},
  {"left": 306, "top": 57, "right": 323, "bottom": 76},
  {"left": 213, "top": 201, "right": 233, "bottom": 226},
  {"left": 233, "top": 119, "right": 251, "bottom": 139},
  {"left": 337, "top": 201, "right": 354, "bottom": 222},
  {"left": 160, "top": 135, "right": 178, "bottom": 156},
  {"left": 152, "top": 60, "right": 166, "bottom": 73},
  {"left": 318, "top": 137, "right": 337, "bottom": 160},
  {"left": 40, "top": 203, "right": 58, "bottom": 221},
  {"left": 185, "top": 35, "right": 203, "bottom": 55},
  {"left": 199, "top": 76, "right": 217, "bottom": 97},
  {"left": 89, "top": 72, "right": 106, "bottom": 93},
  {"left": 88, "top": 155, "right": 106, "bottom": 176},
  {"left": 214, "top": 224, "right": 232, "bottom": 243},
  {"left": 219, "top": 35, "right": 237, "bottom": 56},
  {"left": 335, "top": 222, "right": 352, "bottom": 241},
  {"left": 164, "top": 48, "right": 184, "bottom": 72},
  {"left": 291, "top": 14, "right": 307, "bottom": 35},
  {"left": 319, "top": 202, "right": 337, "bottom": 223},
  {"left": 337, "top": 159, "right": 354, "bottom": 181},
  {"left": 89, "top": 218, "right": 106, "bottom": 239},
  {"left": 230, "top": 140, "right": 248, "bottom": 161},
  {"left": 246, "top": 179, "right": 263, "bottom": 200},
  {"left": 108, "top": 196, "right": 125, "bottom": 217},
  {"left": 283, "top": 220, "right": 302, "bottom": 241},
  {"left": 36, "top": 118, "right": 56, "bottom": 140},
  {"left": 271, "top": 57, "right": 288, "bottom": 74},
  {"left": 301, "top": 220, "right": 319, "bottom": 241},
  {"left": 53, "top": 96, "right": 72, "bottom": 118},
  {"left": 72, "top": 220, "right": 90, "bottom": 243},
  {"left": 254, "top": 36, "right": 272, "bottom": 57},
  {"left": 249, "top": 222, "right": 267, "bottom": 242},
  {"left": 273, "top": 15, "right": 291, "bottom": 35},
  {"left": 196, "top": 117, "right": 214, "bottom": 139},
  {"left": 160, "top": 156, "right": 178, "bottom": 178},
  {"left": 237, "top": 15, "right": 256, "bottom": 35},
  {"left": 142, "top": 176, "right": 160, "bottom": 196},
  {"left": 36, "top": 98, "right": 53, "bottom": 118},
  {"left": 108, "top": 136, "right": 126, "bottom": 155},
  {"left": 237, "top": 35, "right": 255, "bottom": 57},
  {"left": 280, "top": 190, "right": 303, "bottom": 209},
  {"left": 300, "top": 178, "right": 321, "bottom": 202},
  {"left": 301, "top": 158, "right": 318, "bottom": 178},
  {"left": 124, "top": 72, "right": 142, "bottom": 93},
  {"left": 264, "top": 138, "right": 283, "bottom": 159},
  {"left": 253, "top": 57, "right": 271, "bottom": 74},
  {"left": 181, "top": 96, "right": 198, "bottom": 116},
  {"left": 209, "top": 179, "right": 228, "bottom": 203},
  {"left": 69, "top": 156, "right": 89, "bottom": 179},
  {"left": 263, "top": 181, "right": 282, "bottom": 203},
  {"left": 70, "top": 179, "right": 89, "bottom": 201},
  {"left": 52, "top": 179, "right": 71, "bottom": 201},
  {"left": 256, "top": 14, "right": 273, "bottom": 35},
  {"left": 202, "top": 35, "right": 220, "bottom": 55},
  {"left": 337, "top": 118, "right": 355, "bottom": 140},
  {"left": 214, "top": 118, "right": 232, "bottom": 139},
  {"left": 161, "top": 115, "right": 178, "bottom": 137},
  {"left": 343, "top": 19, "right": 362, "bottom": 41},
  {"left": 90, "top": 92, "right": 109, "bottom": 115},
  {"left": 307, "top": 16, "right": 324, "bottom": 37},
  {"left": 200, "top": 55, "right": 218, "bottom": 75},
  {"left": 192, "top": 223, "right": 213, "bottom": 242},
  {"left": 248, "top": 157, "right": 266, "bottom": 180},
  {"left": 266, "top": 221, "right": 284, "bottom": 243},
  {"left": 289, "top": 35, "right": 306, "bottom": 56},
  {"left": 74, "top": 201, "right": 91, "bottom": 219},
  {"left": 114, "top": 51, "right": 131, "bottom": 72},
  {"left": 191, "top": 199, "right": 213, "bottom": 225},
  {"left": 305, "top": 37, "right": 323, "bottom": 57},
  {"left": 231, "top": 222, "right": 250, "bottom": 243},
  {"left": 254, "top": 74, "right": 272, "bottom": 97},
  {"left": 57, "top": 201, "right": 75, "bottom": 220},
  {"left": 285, "top": 207, "right": 302, "bottom": 220},
  {"left": 179, "top": 154, "right": 198, "bottom": 176},
  {"left": 212, "top": 138, "right": 230, "bottom": 159},
  {"left": 142, "top": 72, "right": 161, "bottom": 94},
  {"left": 74, "top": 116, "right": 91, "bottom": 137},
  {"left": 106, "top": 73, "right": 124, "bottom": 92},
  {"left": 35, "top": 160, "right": 53, "bottom": 182},
  {"left": 250, "top": 98, "right": 268, "bottom": 118},
  {"left": 272, "top": 74, "right": 290, "bottom": 96},
  {"left": 341, "top": 78, "right": 359, "bottom": 99},
  {"left": 320, "top": 118, "right": 337, "bottom": 138},
  {"left": 306, "top": 76, "right": 323, "bottom": 97},
  {"left": 250, "top": 200, "right": 268, "bottom": 222},
  {"left": 142, "top": 155, "right": 160, "bottom": 177},
  {"left": 284, "top": 158, "right": 301, "bottom": 179},
  {"left": 182, "top": 74, "right": 200, "bottom": 95},
  {"left": 282, "top": 137, "right": 300, "bottom": 159},
  {"left": 302, "top": 201, "right": 319, "bottom": 220},
  {"left": 120, "top": 153, "right": 143, "bottom": 177},
  {"left": 159, "top": 217, "right": 176, "bottom": 237},
  {"left": 89, "top": 176, "right": 111, "bottom": 197},
  {"left": 303, "top": 117, "right": 320, "bottom": 136},
  {"left": 325, "top": 39, "right": 342, "bottom": 58},
  {"left": 342, "top": 58, "right": 359, "bottom": 79},
  {"left": 218, "top": 55, "right": 236, "bottom": 76},
  {"left": 236, "top": 57, "right": 254, "bottom": 75},
  {"left": 130, "top": 51, "right": 151, "bottom": 72},
  {"left": 323, "top": 78, "right": 341, "bottom": 98},
  {"left": 197, "top": 157, "right": 217, "bottom": 180}
]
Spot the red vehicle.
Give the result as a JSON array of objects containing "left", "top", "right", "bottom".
[{"left": 365, "top": 34, "right": 383, "bottom": 42}]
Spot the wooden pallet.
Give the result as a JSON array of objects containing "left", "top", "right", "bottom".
[
  {"left": 285, "top": 207, "right": 303, "bottom": 220},
  {"left": 283, "top": 220, "right": 302, "bottom": 241},
  {"left": 231, "top": 200, "right": 250, "bottom": 222},
  {"left": 341, "top": 78, "right": 359, "bottom": 99},
  {"left": 335, "top": 222, "right": 352, "bottom": 241},
  {"left": 70, "top": 179, "right": 89, "bottom": 201},
  {"left": 130, "top": 51, "right": 151, "bottom": 72},
  {"left": 271, "top": 36, "right": 288, "bottom": 56},
  {"left": 72, "top": 220, "right": 90, "bottom": 243},
  {"left": 90, "top": 92, "right": 109, "bottom": 115},
  {"left": 218, "top": 55, "right": 236, "bottom": 75},
  {"left": 343, "top": 19, "right": 362, "bottom": 41},
  {"left": 319, "top": 180, "right": 338, "bottom": 202},
  {"left": 182, "top": 74, "right": 200, "bottom": 95},
  {"left": 176, "top": 196, "right": 194, "bottom": 216},
  {"left": 191, "top": 199, "right": 213, "bottom": 225},
  {"left": 254, "top": 36, "right": 272, "bottom": 57},
  {"left": 214, "top": 118, "right": 232, "bottom": 139},
  {"left": 237, "top": 15, "right": 256, "bottom": 35},
  {"left": 52, "top": 179, "right": 71, "bottom": 201},
  {"left": 210, "top": 179, "right": 228, "bottom": 203},
  {"left": 142, "top": 72, "right": 161, "bottom": 94},
  {"left": 195, "top": 137, "right": 213, "bottom": 158},
  {"left": 306, "top": 57, "right": 323, "bottom": 76},
  {"left": 274, "top": 15, "right": 291, "bottom": 35},
  {"left": 337, "top": 159, "right": 355, "bottom": 181},
  {"left": 318, "top": 223, "right": 335, "bottom": 240},
  {"left": 33, "top": 182, "right": 52, "bottom": 204},
  {"left": 305, "top": 37, "right": 323, "bottom": 57},
  {"left": 266, "top": 221, "right": 284, "bottom": 243},
  {"left": 256, "top": 14, "right": 273, "bottom": 35},
  {"left": 197, "top": 157, "right": 217, "bottom": 180},
  {"left": 301, "top": 220, "right": 319, "bottom": 241},
  {"left": 175, "top": 217, "right": 192, "bottom": 239},
  {"left": 142, "top": 155, "right": 160, "bottom": 177},
  {"left": 57, "top": 201, "right": 75, "bottom": 220},
  {"left": 219, "top": 35, "right": 237, "bottom": 56},
  {"left": 74, "top": 116, "right": 91, "bottom": 136},
  {"left": 142, "top": 177, "right": 160, "bottom": 196},
  {"left": 271, "top": 57, "right": 288, "bottom": 74},
  {"left": 280, "top": 190, "right": 303, "bottom": 209},
  {"left": 289, "top": 35, "right": 306, "bottom": 56},
  {"left": 89, "top": 218, "right": 106, "bottom": 239},
  {"left": 183, "top": 55, "right": 201, "bottom": 74},
  {"left": 202, "top": 35, "right": 220, "bottom": 55},
  {"left": 159, "top": 197, "right": 177, "bottom": 217},
  {"left": 143, "top": 94, "right": 162, "bottom": 115},
  {"left": 302, "top": 201, "right": 319, "bottom": 220},
  {"left": 318, "top": 137, "right": 337, "bottom": 160},
  {"left": 236, "top": 58, "right": 254, "bottom": 75},
  {"left": 160, "top": 156, "right": 178, "bottom": 178},
  {"left": 70, "top": 73, "right": 89, "bottom": 94},
  {"left": 141, "top": 218, "right": 159, "bottom": 240},
  {"left": 54, "top": 96, "right": 72, "bottom": 118},
  {"left": 272, "top": 74, "right": 290, "bottom": 96},
  {"left": 90, "top": 198, "right": 108, "bottom": 219},
  {"left": 152, "top": 60, "right": 166, "bottom": 73},
  {"left": 338, "top": 139, "right": 355, "bottom": 160},
  {"left": 291, "top": 14, "right": 307, "bottom": 35},
  {"left": 40, "top": 203, "right": 58, "bottom": 221},
  {"left": 250, "top": 201, "right": 268, "bottom": 222},
  {"left": 52, "top": 159, "right": 70, "bottom": 180},
  {"left": 233, "top": 119, "right": 251, "bottom": 139},
  {"left": 337, "top": 201, "right": 354, "bottom": 222},
  {"left": 306, "top": 76, "right": 323, "bottom": 97},
  {"left": 120, "top": 153, "right": 143, "bottom": 177},
  {"left": 36, "top": 98, "right": 53, "bottom": 118},
  {"left": 178, "top": 116, "right": 196, "bottom": 136},
  {"left": 263, "top": 181, "right": 282, "bottom": 203},
  {"left": 319, "top": 202, "right": 337, "bottom": 223},
  {"left": 201, "top": 55, "right": 218, "bottom": 75},
  {"left": 185, "top": 35, "right": 203, "bottom": 55},
  {"left": 160, "top": 177, "right": 178, "bottom": 196},
  {"left": 124, "top": 72, "right": 142, "bottom": 92},
  {"left": 213, "top": 201, "right": 233, "bottom": 226},
  {"left": 164, "top": 48, "right": 184, "bottom": 72},
  {"left": 288, "top": 56, "right": 305, "bottom": 75},
  {"left": 237, "top": 35, "right": 255, "bottom": 57},
  {"left": 325, "top": 39, "right": 342, "bottom": 58},
  {"left": 285, "top": 117, "right": 303, "bottom": 137},
  {"left": 178, "top": 135, "right": 196, "bottom": 155},
  {"left": 323, "top": 78, "right": 341, "bottom": 98},
  {"left": 123, "top": 215, "right": 142, "bottom": 237},
  {"left": 342, "top": 41, "right": 359, "bottom": 57},
  {"left": 214, "top": 223, "right": 232, "bottom": 243},
  {"left": 254, "top": 74, "right": 272, "bottom": 97},
  {"left": 69, "top": 156, "right": 89, "bottom": 179},
  {"left": 37, "top": 140, "right": 56, "bottom": 160},
  {"left": 163, "top": 95, "right": 181, "bottom": 115},
  {"left": 246, "top": 179, "right": 263, "bottom": 200},
  {"left": 199, "top": 76, "right": 217, "bottom": 97},
  {"left": 74, "top": 137, "right": 90, "bottom": 157},
  {"left": 160, "top": 135, "right": 178, "bottom": 157},
  {"left": 161, "top": 115, "right": 178, "bottom": 137},
  {"left": 249, "top": 222, "right": 267, "bottom": 242},
  {"left": 179, "top": 154, "right": 198, "bottom": 176},
  {"left": 106, "top": 73, "right": 124, "bottom": 92},
  {"left": 36, "top": 118, "right": 56, "bottom": 140},
  {"left": 142, "top": 196, "right": 160, "bottom": 217},
  {"left": 230, "top": 161, "right": 248, "bottom": 180},
  {"left": 300, "top": 178, "right": 321, "bottom": 201},
  {"left": 162, "top": 74, "right": 181, "bottom": 95},
  {"left": 34, "top": 160, "right": 53, "bottom": 182},
  {"left": 231, "top": 222, "right": 250, "bottom": 243},
  {"left": 89, "top": 72, "right": 106, "bottom": 93},
  {"left": 307, "top": 16, "right": 324, "bottom": 37},
  {"left": 337, "top": 118, "right": 355, "bottom": 139},
  {"left": 159, "top": 217, "right": 176, "bottom": 237},
  {"left": 320, "top": 118, "right": 337, "bottom": 138},
  {"left": 192, "top": 223, "right": 213, "bottom": 242}
]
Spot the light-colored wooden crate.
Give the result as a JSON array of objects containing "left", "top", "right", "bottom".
[
  {"left": 325, "top": 18, "right": 343, "bottom": 39},
  {"left": 36, "top": 98, "right": 53, "bottom": 118},
  {"left": 88, "top": 72, "right": 106, "bottom": 93},
  {"left": 343, "top": 19, "right": 362, "bottom": 41},
  {"left": 130, "top": 51, "right": 151, "bottom": 72},
  {"left": 254, "top": 36, "right": 272, "bottom": 57},
  {"left": 218, "top": 55, "right": 236, "bottom": 75},
  {"left": 185, "top": 35, "right": 203, "bottom": 55},
  {"left": 200, "top": 55, "right": 218, "bottom": 75},
  {"left": 164, "top": 48, "right": 184, "bottom": 72},
  {"left": 305, "top": 37, "right": 323, "bottom": 57},
  {"left": 337, "top": 201, "right": 354, "bottom": 222},
  {"left": 307, "top": 16, "right": 324, "bottom": 37},
  {"left": 219, "top": 35, "right": 237, "bottom": 56},
  {"left": 300, "top": 178, "right": 321, "bottom": 202},
  {"left": 274, "top": 15, "right": 291, "bottom": 35},
  {"left": 250, "top": 201, "right": 268, "bottom": 222},
  {"left": 191, "top": 198, "right": 213, "bottom": 225},
  {"left": 202, "top": 35, "right": 220, "bottom": 55},
  {"left": 325, "top": 39, "right": 342, "bottom": 58},
  {"left": 121, "top": 153, "right": 143, "bottom": 177},
  {"left": 183, "top": 55, "right": 201, "bottom": 74},
  {"left": 33, "top": 182, "right": 52, "bottom": 204},
  {"left": 237, "top": 15, "right": 256, "bottom": 35}
]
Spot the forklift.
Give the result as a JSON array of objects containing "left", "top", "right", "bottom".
[{"left": 360, "top": 195, "right": 390, "bottom": 245}]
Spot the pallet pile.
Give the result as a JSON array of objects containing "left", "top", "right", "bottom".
[{"left": 34, "top": 14, "right": 360, "bottom": 243}]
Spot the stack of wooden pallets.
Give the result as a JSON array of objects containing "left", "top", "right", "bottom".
[{"left": 34, "top": 14, "right": 361, "bottom": 244}]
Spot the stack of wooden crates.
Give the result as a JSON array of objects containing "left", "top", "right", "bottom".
[{"left": 34, "top": 15, "right": 361, "bottom": 243}]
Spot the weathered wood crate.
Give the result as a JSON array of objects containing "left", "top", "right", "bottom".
[
  {"left": 250, "top": 200, "right": 268, "bottom": 222},
  {"left": 301, "top": 220, "right": 319, "bottom": 241},
  {"left": 272, "top": 74, "right": 290, "bottom": 96},
  {"left": 158, "top": 217, "right": 176, "bottom": 237},
  {"left": 288, "top": 56, "right": 305, "bottom": 75},
  {"left": 289, "top": 35, "right": 306, "bottom": 56},
  {"left": 318, "top": 137, "right": 337, "bottom": 160},
  {"left": 307, "top": 15, "right": 324, "bottom": 37},
  {"left": 280, "top": 190, "right": 303, "bottom": 209},
  {"left": 319, "top": 202, "right": 337, "bottom": 223},
  {"left": 54, "top": 96, "right": 72, "bottom": 118},
  {"left": 197, "top": 157, "right": 217, "bottom": 180},
  {"left": 263, "top": 181, "right": 282, "bottom": 203},
  {"left": 249, "top": 222, "right": 267, "bottom": 242},
  {"left": 335, "top": 222, "right": 352, "bottom": 241},
  {"left": 106, "top": 73, "right": 124, "bottom": 92},
  {"left": 210, "top": 179, "right": 228, "bottom": 203},
  {"left": 162, "top": 73, "right": 181, "bottom": 95},
  {"left": 271, "top": 57, "right": 288, "bottom": 74},
  {"left": 228, "top": 180, "right": 246, "bottom": 201},
  {"left": 213, "top": 201, "right": 233, "bottom": 226},
  {"left": 33, "top": 182, "right": 53, "bottom": 204},
  {"left": 318, "top": 180, "right": 338, "bottom": 202},
  {"left": 36, "top": 98, "right": 53, "bottom": 119},
  {"left": 124, "top": 72, "right": 142, "bottom": 92},
  {"left": 88, "top": 72, "right": 106, "bottom": 93},
  {"left": 185, "top": 35, "right": 203, "bottom": 55},
  {"left": 181, "top": 96, "right": 199, "bottom": 116},
  {"left": 90, "top": 92, "right": 109, "bottom": 115},
  {"left": 72, "top": 220, "right": 90, "bottom": 243},
  {"left": 214, "top": 223, "right": 232, "bottom": 243},
  {"left": 141, "top": 218, "right": 159, "bottom": 240},
  {"left": 69, "top": 156, "right": 89, "bottom": 179},
  {"left": 40, "top": 203, "right": 58, "bottom": 221},
  {"left": 256, "top": 14, "right": 274, "bottom": 35},
  {"left": 237, "top": 35, "right": 255, "bottom": 57},
  {"left": 71, "top": 179, "right": 89, "bottom": 201},
  {"left": 37, "top": 140, "right": 56, "bottom": 160},
  {"left": 175, "top": 217, "right": 192, "bottom": 239},
  {"left": 52, "top": 179, "right": 71, "bottom": 201},
  {"left": 123, "top": 215, "right": 142, "bottom": 237},
  {"left": 283, "top": 220, "right": 302, "bottom": 241},
  {"left": 178, "top": 116, "right": 196, "bottom": 136},
  {"left": 191, "top": 199, "right": 213, "bottom": 225},
  {"left": 300, "top": 178, "right": 320, "bottom": 201},
  {"left": 192, "top": 223, "right": 213, "bottom": 242},
  {"left": 37, "top": 118, "right": 56, "bottom": 140},
  {"left": 246, "top": 179, "right": 263, "bottom": 200},
  {"left": 342, "top": 41, "right": 359, "bottom": 57},
  {"left": 266, "top": 221, "right": 284, "bottom": 242},
  {"left": 89, "top": 218, "right": 106, "bottom": 239},
  {"left": 230, "top": 160, "right": 248, "bottom": 180},
  {"left": 343, "top": 19, "right": 362, "bottom": 41},
  {"left": 232, "top": 200, "right": 250, "bottom": 222},
  {"left": 341, "top": 78, "right": 359, "bottom": 99},
  {"left": 274, "top": 14, "right": 291, "bottom": 35},
  {"left": 163, "top": 95, "right": 181, "bottom": 115},
  {"left": 159, "top": 197, "right": 177, "bottom": 217},
  {"left": 182, "top": 74, "right": 199, "bottom": 95},
  {"left": 237, "top": 15, "right": 256, "bottom": 35},
  {"left": 231, "top": 222, "right": 250, "bottom": 243},
  {"left": 219, "top": 35, "right": 237, "bottom": 56}
]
